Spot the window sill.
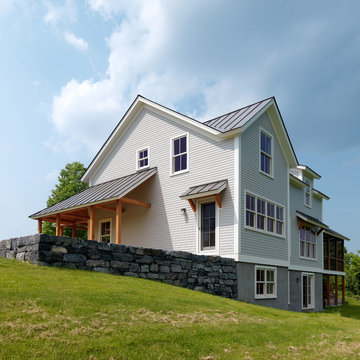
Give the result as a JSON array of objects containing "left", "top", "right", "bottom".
[
  {"left": 198, "top": 249, "right": 219, "bottom": 256},
  {"left": 299, "top": 256, "right": 317, "bottom": 262},
  {"left": 170, "top": 169, "right": 189, "bottom": 177},
  {"left": 137, "top": 165, "right": 150, "bottom": 172},
  {"left": 255, "top": 295, "right": 277, "bottom": 300},
  {"left": 245, "top": 225, "right": 285, "bottom": 239},
  {"left": 304, "top": 204, "right": 312, "bottom": 209},
  {"left": 259, "top": 170, "right": 274, "bottom": 179}
]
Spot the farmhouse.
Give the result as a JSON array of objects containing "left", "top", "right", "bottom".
[{"left": 29, "top": 95, "right": 349, "bottom": 311}]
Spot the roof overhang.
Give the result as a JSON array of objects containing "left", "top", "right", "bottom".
[
  {"left": 323, "top": 229, "right": 350, "bottom": 241},
  {"left": 180, "top": 180, "right": 228, "bottom": 200},
  {"left": 297, "top": 165, "right": 321, "bottom": 180},
  {"left": 30, "top": 168, "right": 157, "bottom": 219},
  {"left": 313, "top": 189, "right": 330, "bottom": 200},
  {"left": 296, "top": 211, "right": 328, "bottom": 229},
  {"left": 81, "top": 96, "right": 221, "bottom": 183}
]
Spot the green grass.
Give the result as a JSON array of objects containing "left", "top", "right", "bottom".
[{"left": 0, "top": 258, "right": 360, "bottom": 360}]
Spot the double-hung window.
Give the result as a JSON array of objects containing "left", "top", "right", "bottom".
[
  {"left": 99, "top": 219, "right": 111, "bottom": 243},
  {"left": 260, "top": 130, "right": 272, "bottom": 176},
  {"left": 246, "top": 193, "right": 284, "bottom": 237},
  {"left": 255, "top": 266, "right": 276, "bottom": 298},
  {"left": 304, "top": 177, "right": 312, "bottom": 207},
  {"left": 137, "top": 148, "right": 149, "bottom": 170},
  {"left": 171, "top": 134, "right": 188, "bottom": 174},
  {"left": 300, "top": 226, "right": 316, "bottom": 259}
]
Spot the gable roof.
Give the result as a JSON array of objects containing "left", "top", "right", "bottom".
[
  {"left": 30, "top": 167, "right": 157, "bottom": 219},
  {"left": 81, "top": 95, "right": 298, "bottom": 183}
]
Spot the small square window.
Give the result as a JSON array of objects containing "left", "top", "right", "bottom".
[
  {"left": 255, "top": 266, "right": 276, "bottom": 298},
  {"left": 137, "top": 148, "right": 149, "bottom": 170}
]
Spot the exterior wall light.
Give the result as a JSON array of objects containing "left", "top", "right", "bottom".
[{"left": 181, "top": 208, "right": 186, "bottom": 215}]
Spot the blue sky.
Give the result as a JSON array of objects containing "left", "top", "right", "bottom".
[{"left": 0, "top": 0, "right": 359, "bottom": 252}]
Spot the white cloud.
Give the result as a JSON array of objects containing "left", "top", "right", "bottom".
[
  {"left": 43, "top": 0, "right": 76, "bottom": 25},
  {"left": 64, "top": 32, "right": 88, "bottom": 52},
  {"left": 49, "top": 0, "right": 360, "bottom": 157}
]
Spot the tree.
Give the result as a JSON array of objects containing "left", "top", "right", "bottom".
[
  {"left": 345, "top": 249, "right": 360, "bottom": 296},
  {"left": 42, "top": 162, "right": 88, "bottom": 239}
]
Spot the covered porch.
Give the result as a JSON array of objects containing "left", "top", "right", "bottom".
[{"left": 30, "top": 168, "right": 156, "bottom": 244}]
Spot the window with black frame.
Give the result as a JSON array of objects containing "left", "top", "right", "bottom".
[{"left": 201, "top": 202, "right": 215, "bottom": 250}]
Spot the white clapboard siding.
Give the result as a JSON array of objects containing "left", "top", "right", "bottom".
[{"left": 89, "top": 108, "right": 235, "bottom": 257}]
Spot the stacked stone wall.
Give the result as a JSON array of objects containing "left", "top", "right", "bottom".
[{"left": 0, "top": 234, "right": 237, "bottom": 299}]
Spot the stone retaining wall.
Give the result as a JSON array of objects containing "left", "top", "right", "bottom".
[{"left": 0, "top": 234, "right": 237, "bottom": 299}]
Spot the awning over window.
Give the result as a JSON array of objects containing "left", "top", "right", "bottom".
[
  {"left": 29, "top": 167, "right": 157, "bottom": 219},
  {"left": 180, "top": 179, "right": 227, "bottom": 212},
  {"left": 296, "top": 210, "right": 328, "bottom": 230}
]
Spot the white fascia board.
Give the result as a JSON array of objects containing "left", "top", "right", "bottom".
[
  {"left": 81, "top": 96, "right": 221, "bottom": 183},
  {"left": 240, "top": 99, "right": 274, "bottom": 133},
  {"left": 313, "top": 189, "right": 330, "bottom": 201},
  {"left": 297, "top": 165, "right": 321, "bottom": 180},
  {"left": 180, "top": 183, "right": 227, "bottom": 200},
  {"left": 290, "top": 174, "right": 306, "bottom": 188},
  {"left": 288, "top": 265, "right": 344, "bottom": 275}
]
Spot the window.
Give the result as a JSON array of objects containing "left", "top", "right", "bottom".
[
  {"left": 300, "top": 226, "right": 316, "bottom": 259},
  {"left": 246, "top": 193, "right": 284, "bottom": 237},
  {"left": 255, "top": 266, "right": 276, "bottom": 298},
  {"left": 137, "top": 148, "right": 149, "bottom": 170},
  {"left": 200, "top": 202, "right": 216, "bottom": 251},
  {"left": 304, "top": 177, "right": 312, "bottom": 207},
  {"left": 171, "top": 134, "right": 188, "bottom": 174},
  {"left": 99, "top": 219, "right": 111, "bottom": 243},
  {"left": 260, "top": 130, "right": 272, "bottom": 176},
  {"left": 302, "top": 273, "right": 314, "bottom": 309}
]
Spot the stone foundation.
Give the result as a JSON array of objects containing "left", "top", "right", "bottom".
[{"left": 0, "top": 234, "right": 237, "bottom": 299}]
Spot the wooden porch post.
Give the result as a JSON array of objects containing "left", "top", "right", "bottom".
[
  {"left": 342, "top": 276, "right": 345, "bottom": 304},
  {"left": 116, "top": 199, "right": 122, "bottom": 244},
  {"left": 59, "top": 226, "right": 64, "bottom": 237},
  {"left": 335, "top": 275, "right": 338, "bottom": 305},
  {"left": 37, "top": 219, "right": 42, "bottom": 234},
  {"left": 72, "top": 224, "right": 76, "bottom": 238},
  {"left": 89, "top": 206, "right": 95, "bottom": 241},
  {"left": 56, "top": 214, "right": 61, "bottom": 236},
  {"left": 327, "top": 274, "right": 331, "bottom": 307}
]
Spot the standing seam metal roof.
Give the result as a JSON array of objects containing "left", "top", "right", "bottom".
[
  {"left": 29, "top": 167, "right": 157, "bottom": 218},
  {"left": 180, "top": 179, "right": 228, "bottom": 198},
  {"left": 204, "top": 98, "right": 273, "bottom": 132}
]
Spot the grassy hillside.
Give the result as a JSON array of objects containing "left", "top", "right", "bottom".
[{"left": 0, "top": 258, "right": 359, "bottom": 360}]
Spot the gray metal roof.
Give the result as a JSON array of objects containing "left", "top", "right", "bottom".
[
  {"left": 30, "top": 167, "right": 157, "bottom": 218},
  {"left": 296, "top": 210, "right": 328, "bottom": 228},
  {"left": 180, "top": 179, "right": 228, "bottom": 199},
  {"left": 204, "top": 98, "right": 273, "bottom": 132},
  {"left": 324, "top": 228, "right": 350, "bottom": 241}
]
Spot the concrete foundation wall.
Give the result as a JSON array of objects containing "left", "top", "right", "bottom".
[{"left": 236, "top": 262, "right": 289, "bottom": 310}]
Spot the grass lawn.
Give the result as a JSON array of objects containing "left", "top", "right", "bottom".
[{"left": 0, "top": 258, "right": 359, "bottom": 359}]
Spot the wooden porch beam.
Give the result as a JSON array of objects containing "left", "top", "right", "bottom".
[
  {"left": 298, "top": 220, "right": 305, "bottom": 231},
  {"left": 60, "top": 213, "right": 90, "bottom": 221},
  {"left": 116, "top": 199, "right": 122, "bottom": 244},
  {"left": 95, "top": 204, "right": 116, "bottom": 211},
  {"left": 188, "top": 199, "right": 196, "bottom": 212},
  {"left": 88, "top": 206, "right": 95, "bottom": 241},
  {"left": 317, "top": 228, "right": 324, "bottom": 236},
  {"left": 38, "top": 219, "right": 42, "bottom": 234},
  {"left": 214, "top": 194, "right": 222, "bottom": 208},
  {"left": 56, "top": 214, "right": 61, "bottom": 236},
  {"left": 121, "top": 197, "right": 151, "bottom": 208}
]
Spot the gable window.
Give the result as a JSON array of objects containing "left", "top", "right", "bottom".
[
  {"left": 304, "top": 177, "right": 312, "bottom": 207},
  {"left": 99, "top": 219, "right": 111, "bottom": 243},
  {"left": 255, "top": 266, "right": 276, "bottom": 299},
  {"left": 260, "top": 130, "right": 272, "bottom": 176},
  {"left": 300, "top": 226, "right": 316, "bottom": 260},
  {"left": 302, "top": 273, "right": 314, "bottom": 309},
  {"left": 137, "top": 148, "right": 149, "bottom": 170},
  {"left": 171, "top": 134, "right": 188, "bottom": 174},
  {"left": 246, "top": 193, "right": 284, "bottom": 237}
]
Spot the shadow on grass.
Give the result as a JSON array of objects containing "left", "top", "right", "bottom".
[{"left": 325, "top": 298, "right": 360, "bottom": 320}]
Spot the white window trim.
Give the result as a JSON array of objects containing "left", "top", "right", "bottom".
[
  {"left": 196, "top": 197, "right": 220, "bottom": 255},
  {"left": 255, "top": 265, "right": 277, "bottom": 299},
  {"left": 98, "top": 218, "right": 112, "bottom": 243},
  {"left": 299, "top": 225, "right": 317, "bottom": 260},
  {"left": 301, "top": 272, "right": 315, "bottom": 310},
  {"left": 169, "top": 132, "right": 189, "bottom": 176},
  {"left": 259, "top": 128, "right": 274, "bottom": 179},
  {"left": 136, "top": 147, "right": 150, "bottom": 171},
  {"left": 303, "top": 176, "right": 312, "bottom": 208},
  {"left": 244, "top": 190, "right": 285, "bottom": 239}
]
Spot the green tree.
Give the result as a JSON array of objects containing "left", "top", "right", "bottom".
[
  {"left": 43, "top": 162, "right": 88, "bottom": 239},
  {"left": 345, "top": 249, "right": 360, "bottom": 296}
]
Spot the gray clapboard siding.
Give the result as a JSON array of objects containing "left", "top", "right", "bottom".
[
  {"left": 89, "top": 108, "right": 235, "bottom": 257},
  {"left": 240, "top": 112, "right": 289, "bottom": 261},
  {"left": 289, "top": 183, "right": 323, "bottom": 269}
]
